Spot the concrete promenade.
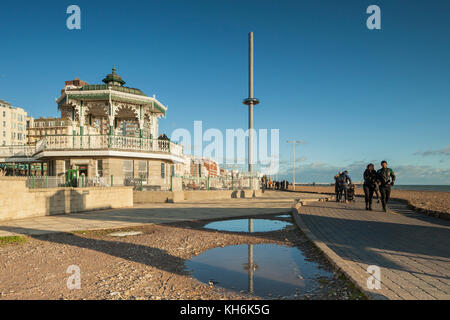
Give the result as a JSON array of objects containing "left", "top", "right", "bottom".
[
  {"left": 0, "top": 191, "right": 319, "bottom": 237},
  {"left": 294, "top": 197, "right": 450, "bottom": 300}
]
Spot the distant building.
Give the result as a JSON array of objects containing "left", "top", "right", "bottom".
[
  {"left": 203, "top": 158, "right": 219, "bottom": 177},
  {"left": 0, "top": 99, "right": 30, "bottom": 146},
  {"left": 183, "top": 155, "right": 220, "bottom": 177},
  {"left": 27, "top": 117, "right": 72, "bottom": 145}
]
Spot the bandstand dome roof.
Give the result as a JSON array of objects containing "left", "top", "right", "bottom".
[{"left": 57, "top": 67, "right": 167, "bottom": 116}]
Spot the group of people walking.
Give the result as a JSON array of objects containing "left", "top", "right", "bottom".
[
  {"left": 363, "top": 161, "right": 396, "bottom": 212},
  {"left": 335, "top": 160, "right": 396, "bottom": 212},
  {"left": 261, "top": 176, "right": 289, "bottom": 192},
  {"left": 334, "top": 170, "right": 354, "bottom": 203}
]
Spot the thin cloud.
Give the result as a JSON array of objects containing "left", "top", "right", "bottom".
[{"left": 414, "top": 145, "right": 450, "bottom": 157}]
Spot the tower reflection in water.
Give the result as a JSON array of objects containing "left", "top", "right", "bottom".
[
  {"left": 187, "top": 218, "right": 334, "bottom": 298},
  {"left": 244, "top": 219, "right": 257, "bottom": 295}
]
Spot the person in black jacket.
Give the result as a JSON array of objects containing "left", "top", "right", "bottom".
[
  {"left": 377, "top": 161, "right": 396, "bottom": 212},
  {"left": 337, "top": 171, "right": 352, "bottom": 203},
  {"left": 334, "top": 172, "right": 341, "bottom": 202},
  {"left": 363, "top": 164, "right": 377, "bottom": 211}
]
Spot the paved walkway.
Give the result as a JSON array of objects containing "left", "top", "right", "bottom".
[
  {"left": 0, "top": 191, "right": 322, "bottom": 237},
  {"left": 294, "top": 198, "right": 450, "bottom": 300}
]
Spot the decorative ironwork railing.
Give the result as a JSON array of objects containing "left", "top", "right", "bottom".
[{"left": 41, "top": 134, "right": 183, "bottom": 156}]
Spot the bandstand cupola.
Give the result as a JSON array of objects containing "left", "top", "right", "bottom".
[{"left": 102, "top": 67, "right": 126, "bottom": 87}]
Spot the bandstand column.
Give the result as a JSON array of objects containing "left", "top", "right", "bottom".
[
  {"left": 79, "top": 101, "right": 85, "bottom": 136},
  {"left": 108, "top": 116, "right": 114, "bottom": 147},
  {"left": 108, "top": 102, "right": 115, "bottom": 147},
  {"left": 139, "top": 105, "right": 144, "bottom": 139},
  {"left": 79, "top": 101, "right": 85, "bottom": 148}
]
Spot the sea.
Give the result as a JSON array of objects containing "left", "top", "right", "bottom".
[{"left": 295, "top": 184, "right": 450, "bottom": 192}]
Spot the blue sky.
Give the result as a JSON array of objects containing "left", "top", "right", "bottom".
[{"left": 0, "top": 0, "right": 449, "bottom": 184}]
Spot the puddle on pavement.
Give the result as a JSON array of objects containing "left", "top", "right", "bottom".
[
  {"left": 186, "top": 244, "right": 332, "bottom": 299},
  {"left": 204, "top": 219, "right": 292, "bottom": 233}
]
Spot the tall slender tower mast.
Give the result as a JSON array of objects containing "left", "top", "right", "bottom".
[{"left": 243, "top": 32, "right": 260, "bottom": 173}]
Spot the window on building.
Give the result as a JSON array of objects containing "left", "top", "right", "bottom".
[
  {"left": 2, "top": 131, "right": 5, "bottom": 137},
  {"left": 2, "top": 141, "right": 5, "bottom": 146},
  {"left": 171, "top": 165, "right": 175, "bottom": 177},
  {"left": 161, "top": 163, "right": 165, "bottom": 178},
  {"left": 97, "top": 160, "right": 103, "bottom": 177},
  {"left": 2, "top": 121, "right": 5, "bottom": 127},
  {"left": 18, "top": 133, "right": 22, "bottom": 140},
  {"left": 2, "top": 111, "right": 5, "bottom": 117},
  {"left": 138, "top": 160, "right": 148, "bottom": 182},
  {"left": 123, "top": 160, "right": 134, "bottom": 179}
]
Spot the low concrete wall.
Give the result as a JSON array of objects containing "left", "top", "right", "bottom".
[
  {"left": 133, "top": 191, "right": 184, "bottom": 203},
  {"left": 133, "top": 189, "right": 262, "bottom": 203},
  {"left": 0, "top": 177, "right": 133, "bottom": 222}
]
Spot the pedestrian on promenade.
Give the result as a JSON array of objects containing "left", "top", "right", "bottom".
[
  {"left": 363, "top": 164, "right": 377, "bottom": 211},
  {"left": 377, "top": 161, "right": 396, "bottom": 212},
  {"left": 337, "top": 171, "right": 352, "bottom": 203},
  {"left": 334, "top": 172, "right": 341, "bottom": 202}
]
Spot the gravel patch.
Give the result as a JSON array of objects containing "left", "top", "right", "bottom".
[{"left": 0, "top": 213, "right": 364, "bottom": 300}]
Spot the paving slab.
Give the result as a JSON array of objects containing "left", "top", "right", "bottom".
[
  {"left": 0, "top": 191, "right": 325, "bottom": 237},
  {"left": 293, "top": 198, "right": 450, "bottom": 300}
]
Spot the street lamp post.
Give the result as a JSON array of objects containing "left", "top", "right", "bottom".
[{"left": 287, "top": 140, "right": 303, "bottom": 191}]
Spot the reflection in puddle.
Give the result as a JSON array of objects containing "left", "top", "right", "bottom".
[
  {"left": 204, "top": 219, "right": 292, "bottom": 232},
  {"left": 186, "top": 244, "right": 332, "bottom": 299}
]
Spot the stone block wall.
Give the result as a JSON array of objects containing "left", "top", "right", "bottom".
[{"left": 0, "top": 177, "right": 133, "bottom": 222}]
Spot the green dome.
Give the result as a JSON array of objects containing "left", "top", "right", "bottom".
[{"left": 102, "top": 67, "right": 126, "bottom": 86}]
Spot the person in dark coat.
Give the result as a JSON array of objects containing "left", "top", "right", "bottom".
[
  {"left": 334, "top": 173, "right": 341, "bottom": 202},
  {"left": 377, "top": 161, "right": 396, "bottom": 212},
  {"left": 363, "top": 164, "right": 377, "bottom": 211},
  {"left": 337, "top": 171, "right": 352, "bottom": 203}
]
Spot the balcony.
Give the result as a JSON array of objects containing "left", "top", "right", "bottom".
[
  {"left": 0, "top": 135, "right": 183, "bottom": 161},
  {"left": 40, "top": 134, "right": 183, "bottom": 157}
]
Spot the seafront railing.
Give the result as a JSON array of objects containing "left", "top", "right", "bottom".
[
  {"left": 40, "top": 134, "right": 183, "bottom": 156},
  {"left": 25, "top": 174, "right": 261, "bottom": 191},
  {"left": 181, "top": 175, "right": 260, "bottom": 191}
]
